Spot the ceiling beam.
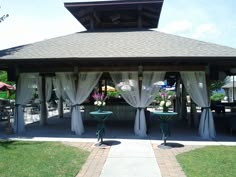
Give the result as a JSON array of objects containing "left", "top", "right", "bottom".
[
  {"left": 142, "top": 6, "right": 160, "bottom": 14},
  {"left": 142, "top": 11, "right": 159, "bottom": 19}
]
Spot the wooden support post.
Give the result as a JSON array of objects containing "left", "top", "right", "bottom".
[
  {"left": 104, "top": 79, "right": 108, "bottom": 96},
  {"left": 190, "top": 99, "right": 197, "bottom": 128},
  {"left": 138, "top": 5, "right": 142, "bottom": 28},
  {"left": 40, "top": 75, "right": 47, "bottom": 126},
  {"left": 181, "top": 85, "right": 187, "bottom": 122},
  {"left": 175, "top": 77, "right": 181, "bottom": 115},
  {"left": 58, "top": 96, "right": 63, "bottom": 118}
]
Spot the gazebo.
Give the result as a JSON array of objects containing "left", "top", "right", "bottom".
[{"left": 0, "top": 0, "right": 236, "bottom": 139}]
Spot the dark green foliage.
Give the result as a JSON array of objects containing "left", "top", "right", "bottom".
[
  {"left": 107, "top": 91, "right": 120, "bottom": 97},
  {"left": 0, "top": 71, "right": 7, "bottom": 82},
  {"left": 210, "top": 80, "right": 225, "bottom": 92},
  {"left": 210, "top": 93, "right": 225, "bottom": 101},
  {"left": 0, "top": 6, "right": 9, "bottom": 23}
]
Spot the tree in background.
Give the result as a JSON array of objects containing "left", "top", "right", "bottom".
[
  {"left": 0, "top": 71, "right": 7, "bottom": 82},
  {"left": 0, "top": 71, "right": 15, "bottom": 99},
  {"left": 0, "top": 6, "right": 9, "bottom": 23},
  {"left": 210, "top": 80, "right": 225, "bottom": 101}
]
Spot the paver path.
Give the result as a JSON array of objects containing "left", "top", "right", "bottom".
[{"left": 100, "top": 140, "right": 162, "bottom": 177}]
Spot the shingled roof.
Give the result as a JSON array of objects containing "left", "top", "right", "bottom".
[{"left": 1, "top": 30, "right": 236, "bottom": 60}]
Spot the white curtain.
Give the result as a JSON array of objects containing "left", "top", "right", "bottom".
[
  {"left": 53, "top": 76, "right": 70, "bottom": 105},
  {"left": 37, "top": 76, "right": 53, "bottom": 121},
  {"left": 180, "top": 71, "right": 216, "bottom": 139},
  {"left": 53, "top": 76, "right": 67, "bottom": 117},
  {"left": 58, "top": 72, "right": 102, "bottom": 135},
  {"left": 45, "top": 78, "right": 53, "bottom": 102},
  {"left": 110, "top": 71, "right": 165, "bottom": 136},
  {"left": 14, "top": 73, "right": 37, "bottom": 133}
]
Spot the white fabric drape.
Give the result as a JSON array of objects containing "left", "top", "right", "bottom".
[
  {"left": 180, "top": 71, "right": 216, "bottom": 139},
  {"left": 53, "top": 77, "right": 63, "bottom": 100},
  {"left": 110, "top": 71, "right": 165, "bottom": 136},
  {"left": 45, "top": 78, "right": 53, "bottom": 102},
  {"left": 53, "top": 76, "right": 70, "bottom": 105},
  {"left": 37, "top": 77, "right": 53, "bottom": 121},
  {"left": 58, "top": 72, "right": 102, "bottom": 135},
  {"left": 14, "top": 73, "right": 37, "bottom": 133},
  {"left": 53, "top": 77, "right": 66, "bottom": 117}
]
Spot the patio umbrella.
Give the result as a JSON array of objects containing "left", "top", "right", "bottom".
[
  {"left": 0, "top": 81, "right": 14, "bottom": 91},
  {"left": 102, "top": 85, "right": 116, "bottom": 91}
]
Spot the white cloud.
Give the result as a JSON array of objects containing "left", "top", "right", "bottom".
[
  {"left": 192, "top": 23, "right": 219, "bottom": 39},
  {"left": 0, "top": 15, "right": 85, "bottom": 50},
  {"left": 159, "top": 20, "right": 193, "bottom": 33}
]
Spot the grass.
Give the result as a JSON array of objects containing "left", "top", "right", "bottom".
[
  {"left": 0, "top": 141, "right": 90, "bottom": 177},
  {"left": 176, "top": 146, "right": 236, "bottom": 177}
]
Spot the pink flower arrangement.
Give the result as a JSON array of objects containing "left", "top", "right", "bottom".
[
  {"left": 156, "top": 90, "right": 175, "bottom": 111},
  {"left": 92, "top": 92, "right": 108, "bottom": 107}
]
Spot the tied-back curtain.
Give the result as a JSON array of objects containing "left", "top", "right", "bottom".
[
  {"left": 110, "top": 71, "right": 165, "bottom": 136},
  {"left": 37, "top": 77, "right": 53, "bottom": 120},
  {"left": 53, "top": 76, "right": 69, "bottom": 116},
  {"left": 14, "top": 73, "right": 37, "bottom": 133},
  {"left": 136, "top": 72, "right": 166, "bottom": 135},
  {"left": 180, "top": 71, "right": 216, "bottom": 139},
  {"left": 53, "top": 76, "right": 70, "bottom": 105},
  {"left": 58, "top": 72, "right": 102, "bottom": 135},
  {"left": 111, "top": 72, "right": 139, "bottom": 107}
]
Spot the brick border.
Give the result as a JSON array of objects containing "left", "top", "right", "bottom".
[
  {"left": 63, "top": 142, "right": 110, "bottom": 177},
  {"left": 152, "top": 143, "right": 204, "bottom": 177},
  {"left": 64, "top": 141, "right": 204, "bottom": 177}
]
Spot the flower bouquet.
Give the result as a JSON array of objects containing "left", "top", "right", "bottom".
[
  {"left": 92, "top": 91, "right": 108, "bottom": 112},
  {"left": 156, "top": 90, "right": 175, "bottom": 112}
]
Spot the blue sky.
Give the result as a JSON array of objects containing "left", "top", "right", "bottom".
[{"left": 0, "top": 0, "right": 236, "bottom": 50}]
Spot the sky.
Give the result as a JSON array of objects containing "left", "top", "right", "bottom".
[{"left": 0, "top": 0, "right": 236, "bottom": 50}]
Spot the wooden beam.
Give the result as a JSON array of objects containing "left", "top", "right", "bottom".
[
  {"left": 142, "top": 11, "right": 159, "bottom": 19},
  {"left": 90, "top": 9, "right": 94, "bottom": 30},
  {"left": 138, "top": 5, "right": 142, "bottom": 28},
  {"left": 79, "top": 15, "right": 91, "bottom": 23},
  {"left": 17, "top": 65, "right": 206, "bottom": 73},
  {"left": 74, "top": 8, "right": 91, "bottom": 17},
  {"left": 142, "top": 6, "right": 160, "bottom": 14},
  {"left": 93, "top": 12, "right": 101, "bottom": 23}
]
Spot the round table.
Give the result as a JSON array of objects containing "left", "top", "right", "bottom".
[
  {"left": 89, "top": 111, "right": 113, "bottom": 146},
  {"left": 153, "top": 112, "right": 178, "bottom": 148}
]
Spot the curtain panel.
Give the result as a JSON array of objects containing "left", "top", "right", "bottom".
[
  {"left": 14, "top": 73, "right": 37, "bottom": 133},
  {"left": 180, "top": 71, "right": 216, "bottom": 139},
  {"left": 37, "top": 77, "right": 53, "bottom": 122},
  {"left": 110, "top": 71, "right": 165, "bottom": 136},
  {"left": 57, "top": 72, "right": 102, "bottom": 135}
]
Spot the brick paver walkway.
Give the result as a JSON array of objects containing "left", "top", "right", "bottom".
[
  {"left": 152, "top": 143, "right": 204, "bottom": 177},
  {"left": 64, "top": 141, "right": 203, "bottom": 177},
  {"left": 63, "top": 142, "right": 111, "bottom": 177}
]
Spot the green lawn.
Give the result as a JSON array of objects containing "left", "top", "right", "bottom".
[
  {"left": 177, "top": 146, "right": 236, "bottom": 177},
  {"left": 0, "top": 141, "right": 90, "bottom": 177}
]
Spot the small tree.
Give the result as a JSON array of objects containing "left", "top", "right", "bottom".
[
  {"left": 210, "top": 80, "right": 225, "bottom": 92},
  {"left": 210, "top": 80, "right": 225, "bottom": 101},
  {"left": 0, "top": 6, "right": 9, "bottom": 23}
]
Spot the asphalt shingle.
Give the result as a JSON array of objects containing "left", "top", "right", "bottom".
[{"left": 1, "top": 30, "right": 236, "bottom": 59}]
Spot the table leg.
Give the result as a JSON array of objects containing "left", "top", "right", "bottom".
[
  {"left": 160, "top": 121, "right": 170, "bottom": 147},
  {"left": 96, "top": 121, "right": 105, "bottom": 144}
]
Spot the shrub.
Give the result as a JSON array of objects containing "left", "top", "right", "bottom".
[{"left": 210, "top": 93, "right": 225, "bottom": 101}]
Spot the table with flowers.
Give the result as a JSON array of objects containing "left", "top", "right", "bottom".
[
  {"left": 89, "top": 110, "right": 113, "bottom": 146},
  {"left": 90, "top": 91, "right": 112, "bottom": 146},
  {"left": 153, "top": 111, "right": 178, "bottom": 148}
]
